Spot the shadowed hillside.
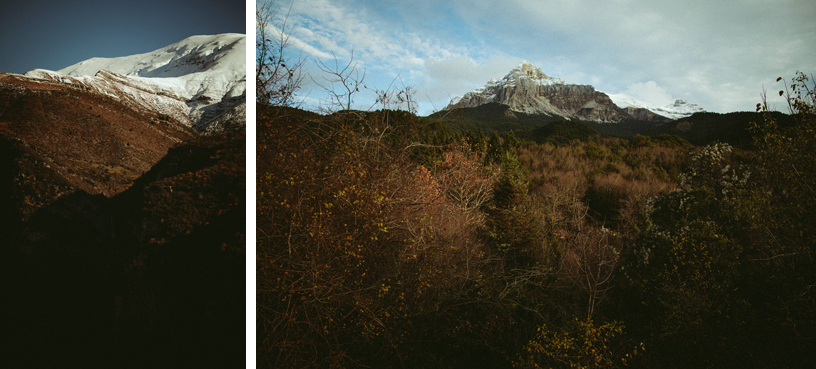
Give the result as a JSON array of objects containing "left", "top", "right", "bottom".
[{"left": 0, "top": 74, "right": 244, "bottom": 367}]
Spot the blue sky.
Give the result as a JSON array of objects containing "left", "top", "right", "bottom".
[
  {"left": 0, "top": 0, "right": 245, "bottom": 75},
  {"left": 262, "top": 0, "right": 816, "bottom": 115}
]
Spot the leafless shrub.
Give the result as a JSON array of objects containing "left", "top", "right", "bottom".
[
  {"left": 256, "top": 0, "right": 305, "bottom": 107},
  {"left": 560, "top": 226, "right": 621, "bottom": 320},
  {"left": 312, "top": 52, "right": 366, "bottom": 116}
]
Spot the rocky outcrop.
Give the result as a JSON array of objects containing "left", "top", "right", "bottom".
[
  {"left": 622, "top": 106, "right": 673, "bottom": 122},
  {"left": 198, "top": 98, "right": 246, "bottom": 134},
  {"left": 444, "top": 61, "right": 631, "bottom": 123}
]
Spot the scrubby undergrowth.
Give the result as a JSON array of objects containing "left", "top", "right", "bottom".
[{"left": 257, "top": 71, "right": 816, "bottom": 369}]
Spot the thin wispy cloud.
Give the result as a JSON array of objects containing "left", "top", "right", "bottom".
[{"left": 262, "top": 23, "right": 335, "bottom": 60}]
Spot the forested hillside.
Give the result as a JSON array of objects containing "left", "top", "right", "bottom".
[
  {"left": 431, "top": 101, "right": 797, "bottom": 150},
  {"left": 256, "top": 72, "right": 815, "bottom": 368}
]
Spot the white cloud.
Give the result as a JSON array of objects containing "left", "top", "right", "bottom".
[
  {"left": 624, "top": 81, "right": 674, "bottom": 107},
  {"left": 287, "top": 0, "right": 467, "bottom": 70},
  {"left": 262, "top": 24, "right": 334, "bottom": 60},
  {"left": 271, "top": 0, "right": 816, "bottom": 115},
  {"left": 439, "top": 0, "right": 815, "bottom": 112},
  {"left": 266, "top": 0, "right": 478, "bottom": 112},
  {"left": 416, "top": 55, "right": 521, "bottom": 113}
]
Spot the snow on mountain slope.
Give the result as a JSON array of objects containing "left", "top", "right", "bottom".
[
  {"left": 445, "top": 61, "right": 631, "bottom": 123},
  {"left": 608, "top": 93, "right": 705, "bottom": 120},
  {"left": 447, "top": 60, "right": 568, "bottom": 108},
  {"left": 25, "top": 33, "right": 245, "bottom": 132},
  {"left": 24, "top": 68, "right": 193, "bottom": 129},
  {"left": 58, "top": 34, "right": 245, "bottom": 98}
]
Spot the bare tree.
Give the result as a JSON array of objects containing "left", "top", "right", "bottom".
[
  {"left": 559, "top": 198, "right": 620, "bottom": 320},
  {"left": 313, "top": 51, "right": 366, "bottom": 115},
  {"left": 256, "top": 0, "right": 305, "bottom": 107},
  {"left": 369, "top": 74, "right": 418, "bottom": 114}
]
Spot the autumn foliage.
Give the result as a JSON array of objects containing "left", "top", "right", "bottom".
[
  {"left": 256, "top": 103, "right": 674, "bottom": 367},
  {"left": 257, "top": 69, "right": 816, "bottom": 368}
]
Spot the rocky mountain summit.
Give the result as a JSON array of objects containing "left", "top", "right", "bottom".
[
  {"left": 444, "top": 61, "right": 631, "bottom": 123},
  {"left": 444, "top": 61, "right": 706, "bottom": 123}
]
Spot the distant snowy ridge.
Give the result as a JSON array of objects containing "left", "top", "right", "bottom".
[
  {"left": 607, "top": 93, "right": 705, "bottom": 120},
  {"left": 24, "top": 33, "right": 245, "bottom": 132}
]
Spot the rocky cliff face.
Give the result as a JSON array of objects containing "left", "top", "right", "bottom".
[
  {"left": 621, "top": 106, "right": 673, "bottom": 122},
  {"left": 444, "top": 61, "right": 631, "bottom": 123}
]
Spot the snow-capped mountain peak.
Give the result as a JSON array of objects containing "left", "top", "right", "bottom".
[
  {"left": 501, "top": 60, "right": 567, "bottom": 87},
  {"left": 58, "top": 34, "right": 244, "bottom": 77},
  {"left": 57, "top": 33, "right": 245, "bottom": 100},
  {"left": 444, "top": 58, "right": 707, "bottom": 123},
  {"left": 24, "top": 33, "right": 246, "bottom": 133},
  {"left": 444, "top": 60, "right": 630, "bottom": 123},
  {"left": 517, "top": 60, "right": 557, "bottom": 77}
]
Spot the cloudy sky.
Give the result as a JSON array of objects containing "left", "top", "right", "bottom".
[
  {"left": 262, "top": 0, "right": 816, "bottom": 115},
  {"left": 0, "top": 0, "right": 245, "bottom": 75}
]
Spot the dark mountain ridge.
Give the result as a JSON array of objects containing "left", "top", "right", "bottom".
[{"left": 431, "top": 101, "right": 794, "bottom": 148}]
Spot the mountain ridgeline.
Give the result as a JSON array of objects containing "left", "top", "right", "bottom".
[
  {"left": 431, "top": 99, "right": 781, "bottom": 149},
  {"left": 424, "top": 61, "right": 794, "bottom": 148},
  {"left": 27, "top": 33, "right": 246, "bottom": 134},
  {"left": 442, "top": 61, "right": 705, "bottom": 123}
]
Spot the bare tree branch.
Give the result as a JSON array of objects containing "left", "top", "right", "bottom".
[{"left": 257, "top": 0, "right": 305, "bottom": 107}]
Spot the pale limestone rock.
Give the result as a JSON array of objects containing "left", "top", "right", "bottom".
[{"left": 444, "top": 61, "right": 631, "bottom": 123}]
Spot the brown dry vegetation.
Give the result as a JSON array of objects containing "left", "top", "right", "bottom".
[
  {"left": 0, "top": 74, "right": 245, "bottom": 367},
  {"left": 258, "top": 87, "right": 816, "bottom": 368},
  {"left": 0, "top": 74, "right": 195, "bottom": 219},
  {"left": 517, "top": 136, "right": 686, "bottom": 236},
  {"left": 256, "top": 102, "right": 700, "bottom": 368}
]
